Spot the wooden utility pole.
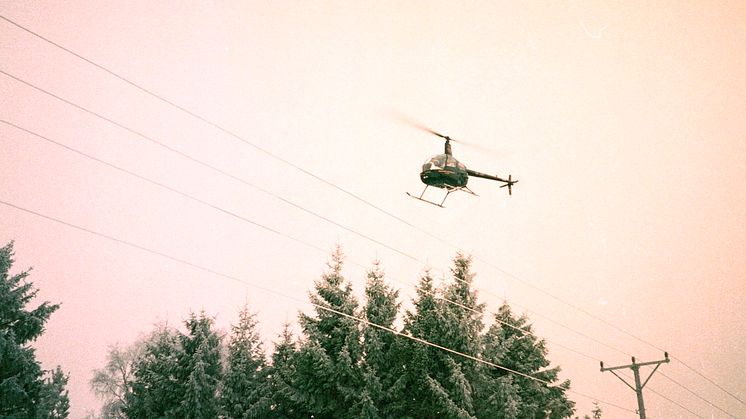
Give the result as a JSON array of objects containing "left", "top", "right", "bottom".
[{"left": 600, "top": 352, "right": 670, "bottom": 419}]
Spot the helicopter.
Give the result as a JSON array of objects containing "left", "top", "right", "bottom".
[{"left": 404, "top": 120, "right": 517, "bottom": 207}]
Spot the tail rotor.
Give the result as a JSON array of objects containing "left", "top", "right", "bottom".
[{"left": 499, "top": 174, "right": 517, "bottom": 195}]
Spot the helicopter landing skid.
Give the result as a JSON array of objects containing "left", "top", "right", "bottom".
[{"left": 406, "top": 185, "right": 477, "bottom": 208}]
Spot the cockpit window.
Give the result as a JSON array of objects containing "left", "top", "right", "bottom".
[{"left": 423, "top": 154, "right": 447, "bottom": 170}]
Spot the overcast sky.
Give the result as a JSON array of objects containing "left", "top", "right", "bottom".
[{"left": 2, "top": 1, "right": 745, "bottom": 417}]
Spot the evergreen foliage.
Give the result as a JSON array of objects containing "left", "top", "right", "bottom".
[
  {"left": 0, "top": 241, "right": 68, "bottom": 419},
  {"left": 395, "top": 254, "right": 486, "bottom": 418},
  {"left": 296, "top": 247, "right": 363, "bottom": 417},
  {"left": 220, "top": 305, "right": 271, "bottom": 418},
  {"left": 438, "top": 254, "right": 485, "bottom": 416},
  {"left": 124, "top": 312, "right": 222, "bottom": 419},
  {"left": 179, "top": 312, "right": 223, "bottom": 419},
  {"left": 124, "top": 326, "right": 183, "bottom": 418},
  {"left": 396, "top": 269, "right": 460, "bottom": 418},
  {"left": 97, "top": 250, "right": 578, "bottom": 418},
  {"left": 480, "top": 303, "right": 575, "bottom": 418},
  {"left": 36, "top": 366, "right": 70, "bottom": 419},
  {"left": 266, "top": 323, "right": 307, "bottom": 418},
  {"left": 359, "top": 261, "right": 400, "bottom": 418}
]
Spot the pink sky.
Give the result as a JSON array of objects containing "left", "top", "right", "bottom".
[{"left": 2, "top": 1, "right": 745, "bottom": 417}]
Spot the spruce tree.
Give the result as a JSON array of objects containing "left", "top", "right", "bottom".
[
  {"left": 0, "top": 241, "right": 68, "bottom": 419},
  {"left": 296, "top": 247, "right": 363, "bottom": 417},
  {"left": 396, "top": 255, "right": 486, "bottom": 419},
  {"left": 438, "top": 253, "right": 485, "bottom": 416},
  {"left": 395, "top": 270, "right": 464, "bottom": 418},
  {"left": 124, "top": 326, "right": 183, "bottom": 418},
  {"left": 476, "top": 317, "right": 521, "bottom": 418},
  {"left": 481, "top": 303, "right": 575, "bottom": 418},
  {"left": 359, "top": 261, "right": 400, "bottom": 418},
  {"left": 125, "top": 314, "right": 222, "bottom": 419},
  {"left": 266, "top": 323, "right": 307, "bottom": 418},
  {"left": 180, "top": 312, "right": 222, "bottom": 419},
  {"left": 220, "top": 305, "right": 271, "bottom": 418},
  {"left": 36, "top": 366, "right": 70, "bottom": 419}
]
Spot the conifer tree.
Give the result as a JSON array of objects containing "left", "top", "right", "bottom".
[
  {"left": 124, "top": 326, "right": 182, "bottom": 418},
  {"left": 438, "top": 253, "right": 485, "bottom": 415},
  {"left": 441, "top": 254, "right": 485, "bottom": 356},
  {"left": 180, "top": 312, "right": 222, "bottom": 419},
  {"left": 221, "top": 304, "right": 271, "bottom": 418},
  {"left": 266, "top": 323, "right": 307, "bottom": 418},
  {"left": 395, "top": 269, "right": 469, "bottom": 418},
  {"left": 480, "top": 303, "right": 575, "bottom": 418},
  {"left": 359, "top": 261, "right": 400, "bottom": 418},
  {"left": 125, "top": 313, "right": 222, "bottom": 419},
  {"left": 0, "top": 241, "right": 68, "bottom": 419},
  {"left": 36, "top": 366, "right": 70, "bottom": 419},
  {"left": 395, "top": 255, "right": 487, "bottom": 418},
  {"left": 296, "top": 247, "right": 363, "bottom": 417},
  {"left": 476, "top": 316, "right": 521, "bottom": 418},
  {"left": 429, "top": 254, "right": 486, "bottom": 418}
]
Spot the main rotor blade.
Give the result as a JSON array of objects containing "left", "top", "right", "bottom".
[
  {"left": 388, "top": 111, "right": 508, "bottom": 157},
  {"left": 388, "top": 111, "right": 453, "bottom": 140}
]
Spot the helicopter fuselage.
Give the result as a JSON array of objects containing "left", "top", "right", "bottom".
[
  {"left": 420, "top": 153, "right": 468, "bottom": 189},
  {"left": 406, "top": 127, "right": 516, "bottom": 206}
]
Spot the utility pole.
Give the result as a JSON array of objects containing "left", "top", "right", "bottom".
[{"left": 600, "top": 352, "right": 669, "bottom": 419}]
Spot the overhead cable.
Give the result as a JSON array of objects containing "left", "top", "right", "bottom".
[
  {"left": 0, "top": 70, "right": 431, "bottom": 271},
  {"left": 1, "top": 15, "right": 741, "bottom": 412},
  {"left": 1, "top": 118, "right": 599, "bottom": 366},
  {"left": 0, "top": 62, "right": 727, "bottom": 419},
  {"left": 0, "top": 197, "right": 636, "bottom": 416}
]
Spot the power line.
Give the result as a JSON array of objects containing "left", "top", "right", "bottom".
[
  {"left": 1, "top": 15, "right": 677, "bottom": 368},
  {"left": 0, "top": 119, "right": 330, "bottom": 257},
  {"left": 613, "top": 370, "right": 707, "bottom": 419},
  {"left": 1, "top": 106, "right": 627, "bottom": 409},
  {"left": 1, "top": 16, "right": 740, "bottom": 413},
  {"left": 656, "top": 371, "right": 739, "bottom": 418},
  {"left": 642, "top": 385, "right": 707, "bottom": 419},
  {"left": 0, "top": 197, "right": 637, "bottom": 416},
  {"left": 672, "top": 357, "right": 746, "bottom": 408},
  {"left": 0, "top": 68, "right": 728, "bottom": 419},
  {"left": 0, "top": 197, "right": 522, "bottom": 380},
  {"left": 0, "top": 13, "right": 446, "bottom": 250},
  {"left": 0, "top": 118, "right": 705, "bottom": 418},
  {"left": 0, "top": 69, "right": 431, "bottom": 270},
  {"left": 477, "top": 258, "right": 669, "bottom": 354},
  {"left": 2, "top": 113, "right": 593, "bottom": 367},
  {"left": 505, "top": 298, "right": 631, "bottom": 359},
  {"left": 0, "top": 67, "right": 729, "bottom": 419},
  {"left": 1, "top": 118, "right": 599, "bottom": 366},
  {"left": 433, "top": 292, "right": 601, "bottom": 363},
  {"left": 0, "top": 15, "right": 685, "bottom": 361},
  {"left": 2, "top": 69, "right": 606, "bottom": 374}
]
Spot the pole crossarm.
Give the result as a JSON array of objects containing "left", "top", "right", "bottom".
[
  {"left": 601, "top": 358, "right": 670, "bottom": 371},
  {"left": 599, "top": 352, "right": 670, "bottom": 419}
]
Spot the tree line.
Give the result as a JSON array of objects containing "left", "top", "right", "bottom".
[
  {"left": 1, "top": 240, "right": 601, "bottom": 418},
  {"left": 90, "top": 248, "right": 581, "bottom": 418}
]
